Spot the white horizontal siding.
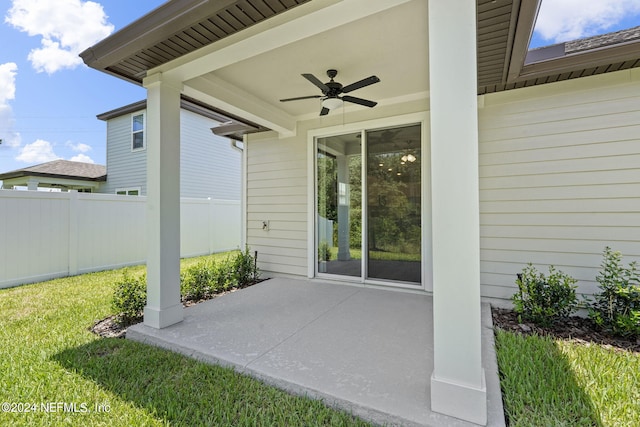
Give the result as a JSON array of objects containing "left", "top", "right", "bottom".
[
  {"left": 246, "top": 135, "right": 307, "bottom": 276},
  {"left": 100, "top": 113, "right": 147, "bottom": 195},
  {"left": 180, "top": 110, "right": 241, "bottom": 199},
  {"left": 100, "top": 109, "right": 241, "bottom": 200},
  {"left": 479, "top": 69, "right": 640, "bottom": 301}
]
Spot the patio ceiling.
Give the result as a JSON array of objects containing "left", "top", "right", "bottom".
[{"left": 81, "top": 0, "right": 640, "bottom": 128}]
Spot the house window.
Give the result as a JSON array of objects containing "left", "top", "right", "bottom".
[
  {"left": 116, "top": 187, "right": 141, "bottom": 196},
  {"left": 132, "top": 113, "right": 145, "bottom": 150}
]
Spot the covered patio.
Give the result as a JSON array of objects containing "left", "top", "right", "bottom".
[
  {"left": 81, "top": 1, "right": 547, "bottom": 423},
  {"left": 127, "top": 277, "right": 505, "bottom": 427}
]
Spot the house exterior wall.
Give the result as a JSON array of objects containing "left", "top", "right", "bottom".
[
  {"left": 479, "top": 68, "right": 640, "bottom": 301},
  {"left": 180, "top": 109, "right": 241, "bottom": 199},
  {"left": 245, "top": 100, "right": 427, "bottom": 278},
  {"left": 100, "top": 112, "right": 147, "bottom": 195},
  {"left": 247, "top": 68, "right": 640, "bottom": 302},
  {"left": 100, "top": 108, "right": 241, "bottom": 199}
]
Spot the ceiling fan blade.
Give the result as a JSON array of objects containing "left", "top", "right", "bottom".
[
  {"left": 280, "top": 95, "right": 322, "bottom": 102},
  {"left": 342, "top": 95, "right": 377, "bottom": 108},
  {"left": 320, "top": 107, "right": 330, "bottom": 116},
  {"left": 302, "top": 73, "right": 330, "bottom": 93},
  {"left": 342, "top": 75, "right": 380, "bottom": 93}
]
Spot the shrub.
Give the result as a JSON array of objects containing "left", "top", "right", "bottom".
[
  {"left": 588, "top": 247, "right": 640, "bottom": 337},
  {"left": 232, "top": 246, "right": 260, "bottom": 287},
  {"left": 112, "top": 271, "right": 146, "bottom": 325},
  {"left": 318, "top": 240, "right": 331, "bottom": 262},
  {"left": 113, "top": 249, "right": 261, "bottom": 321},
  {"left": 181, "top": 259, "right": 216, "bottom": 302},
  {"left": 512, "top": 264, "right": 578, "bottom": 327},
  {"left": 213, "top": 258, "right": 235, "bottom": 291},
  {"left": 181, "top": 248, "right": 260, "bottom": 300}
]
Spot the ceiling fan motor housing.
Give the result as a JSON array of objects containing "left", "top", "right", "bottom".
[
  {"left": 325, "top": 69, "right": 342, "bottom": 97},
  {"left": 280, "top": 68, "right": 380, "bottom": 115}
]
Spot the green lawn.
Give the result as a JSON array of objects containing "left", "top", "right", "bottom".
[
  {"left": 495, "top": 329, "right": 640, "bottom": 426},
  {"left": 0, "top": 253, "right": 370, "bottom": 427},
  {"left": 329, "top": 247, "right": 421, "bottom": 262}
]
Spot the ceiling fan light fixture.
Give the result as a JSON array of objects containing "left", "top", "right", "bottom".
[{"left": 321, "top": 97, "right": 343, "bottom": 110}]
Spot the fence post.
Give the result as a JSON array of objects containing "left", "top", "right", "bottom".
[{"left": 68, "top": 190, "right": 79, "bottom": 276}]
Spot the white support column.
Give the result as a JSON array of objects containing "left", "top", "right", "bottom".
[
  {"left": 143, "top": 73, "right": 184, "bottom": 329},
  {"left": 428, "top": 1, "right": 486, "bottom": 425}
]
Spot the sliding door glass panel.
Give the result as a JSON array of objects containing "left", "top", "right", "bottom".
[
  {"left": 366, "top": 124, "right": 421, "bottom": 283},
  {"left": 316, "top": 133, "right": 362, "bottom": 277}
]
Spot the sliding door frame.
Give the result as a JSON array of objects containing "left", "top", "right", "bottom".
[{"left": 307, "top": 112, "right": 432, "bottom": 291}]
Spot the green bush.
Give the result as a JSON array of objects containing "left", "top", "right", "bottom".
[
  {"left": 588, "top": 247, "right": 640, "bottom": 337},
  {"left": 111, "top": 271, "right": 146, "bottom": 325},
  {"left": 512, "top": 264, "right": 578, "bottom": 327},
  {"left": 181, "top": 248, "right": 260, "bottom": 301},
  {"left": 112, "top": 249, "right": 261, "bottom": 320},
  {"left": 232, "top": 246, "right": 260, "bottom": 287},
  {"left": 181, "top": 259, "right": 217, "bottom": 301},
  {"left": 318, "top": 240, "right": 331, "bottom": 262}
]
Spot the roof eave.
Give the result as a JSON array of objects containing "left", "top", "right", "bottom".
[
  {"left": 80, "top": 0, "right": 237, "bottom": 77},
  {"left": 519, "top": 39, "right": 640, "bottom": 81},
  {"left": 0, "top": 172, "right": 107, "bottom": 182}
]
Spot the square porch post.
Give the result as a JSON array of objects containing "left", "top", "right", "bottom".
[
  {"left": 428, "top": 1, "right": 487, "bottom": 425},
  {"left": 142, "top": 73, "right": 183, "bottom": 329}
]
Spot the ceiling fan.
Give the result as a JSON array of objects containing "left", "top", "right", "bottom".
[{"left": 280, "top": 69, "right": 380, "bottom": 116}]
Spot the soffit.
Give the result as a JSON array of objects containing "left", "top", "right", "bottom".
[
  {"left": 80, "top": 0, "right": 313, "bottom": 85},
  {"left": 81, "top": 0, "right": 640, "bottom": 110}
]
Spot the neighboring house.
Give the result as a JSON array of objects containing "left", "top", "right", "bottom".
[
  {"left": 96, "top": 97, "right": 249, "bottom": 198},
  {"left": 81, "top": 0, "right": 640, "bottom": 424},
  {"left": 0, "top": 160, "right": 106, "bottom": 192}
]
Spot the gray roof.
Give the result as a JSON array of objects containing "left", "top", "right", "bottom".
[
  {"left": 0, "top": 160, "right": 107, "bottom": 181},
  {"left": 567, "top": 25, "right": 640, "bottom": 54}
]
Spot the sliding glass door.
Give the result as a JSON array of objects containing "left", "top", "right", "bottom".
[
  {"left": 316, "top": 123, "right": 421, "bottom": 286},
  {"left": 316, "top": 133, "right": 362, "bottom": 277}
]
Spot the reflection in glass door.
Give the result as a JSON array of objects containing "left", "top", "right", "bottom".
[
  {"left": 316, "top": 133, "right": 362, "bottom": 277},
  {"left": 316, "top": 124, "right": 421, "bottom": 285},
  {"left": 366, "top": 125, "right": 421, "bottom": 283}
]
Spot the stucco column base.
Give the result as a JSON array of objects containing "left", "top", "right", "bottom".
[
  {"left": 431, "top": 370, "right": 487, "bottom": 426},
  {"left": 144, "top": 303, "right": 184, "bottom": 329}
]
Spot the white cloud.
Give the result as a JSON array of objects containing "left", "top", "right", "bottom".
[
  {"left": 0, "top": 63, "right": 17, "bottom": 105},
  {"left": 535, "top": 0, "right": 640, "bottom": 43},
  {"left": 16, "top": 139, "right": 61, "bottom": 163},
  {"left": 66, "top": 141, "right": 91, "bottom": 153},
  {"left": 69, "top": 153, "right": 94, "bottom": 163},
  {"left": 0, "top": 62, "right": 21, "bottom": 148},
  {"left": 5, "top": 0, "right": 114, "bottom": 74}
]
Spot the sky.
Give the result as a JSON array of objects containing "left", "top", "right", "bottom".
[{"left": 0, "top": 0, "right": 640, "bottom": 174}]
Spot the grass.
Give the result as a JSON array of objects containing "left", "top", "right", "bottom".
[
  {"left": 495, "top": 329, "right": 640, "bottom": 426},
  {"left": 0, "top": 252, "right": 370, "bottom": 427},
  {"left": 329, "top": 247, "right": 421, "bottom": 262}
]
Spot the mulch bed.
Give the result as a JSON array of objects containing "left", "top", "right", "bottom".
[
  {"left": 90, "top": 280, "right": 265, "bottom": 339},
  {"left": 492, "top": 307, "right": 640, "bottom": 354}
]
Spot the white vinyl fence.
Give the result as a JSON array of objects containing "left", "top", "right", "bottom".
[{"left": 0, "top": 190, "right": 241, "bottom": 288}]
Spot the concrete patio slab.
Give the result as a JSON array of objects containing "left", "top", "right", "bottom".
[{"left": 127, "top": 278, "right": 505, "bottom": 427}]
